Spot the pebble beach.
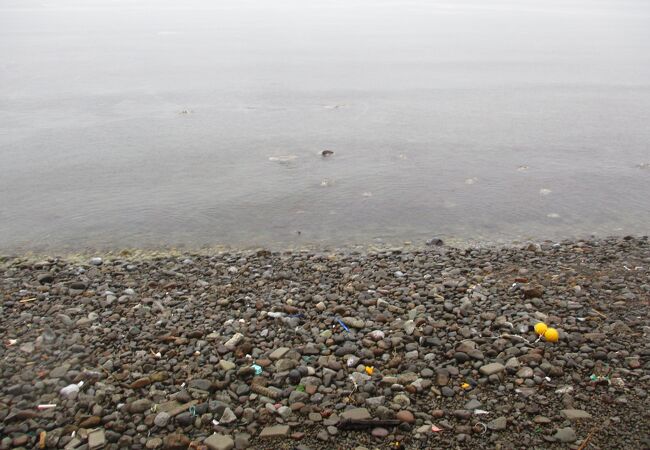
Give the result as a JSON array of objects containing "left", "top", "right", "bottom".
[{"left": 1, "top": 236, "right": 649, "bottom": 449}]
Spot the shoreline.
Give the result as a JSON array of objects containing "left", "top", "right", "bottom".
[
  {"left": 1, "top": 236, "right": 649, "bottom": 449},
  {"left": 3, "top": 232, "right": 649, "bottom": 262}
]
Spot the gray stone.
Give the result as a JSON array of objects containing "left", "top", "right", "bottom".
[
  {"left": 365, "top": 395, "right": 385, "bottom": 407},
  {"left": 269, "top": 347, "right": 290, "bottom": 360},
  {"left": 276, "top": 406, "right": 291, "bottom": 419},
  {"left": 175, "top": 412, "right": 194, "bottom": 427},
  {"left": 205, "top": 433, "right": 234, "bottom": 450},
  {"left": 276, "top": 358, "right": 297, "bottom": 372},
  {"left": 342, "top": 317, "right": 365, "bottom": 329},
  {"left": 259, "top": 425, "right": 290, "bottom": 439},
  {"left": 553, "top": 427, "right": 577, "bottom": 442},
  {"left": 87, "top": 429, "right": 106, "bottom": 449},
  {"left": 189, "top": 378, "right": 212, "bottom": 391},
  {"left": 37, "top": 273, "right": 54, "bottom": 284},
  {"left": 341, "top": 408, "right": 371, "bottom": 421},
  {"left": 154, "top": 411, "right": 171, "bottom": 427},
  {"left": 220, "top": 408, "right": 237, "bottom": 424},
  {"left": 479, "top": 362, "right": 505, "bottom": 376},
  {"left": 224, "top": 333, "right": 244, "bottom": 350},
  {"left": 146, "top": 437, "right": 163, "bottom": 449},
  {"left": 487, "top": 416, "right": 507, "bottom": 431},
  {"left": 317, "top": 430, "right": 329, "bottom": 441},
  {"left": 234, "top": 433, "right": 250, "bottom": 449},
  {"left": 516, "top": 367, "right": 534, "bottom": 378},
  {"left": 560, "top": 409, "right": 592, "bottom": 420},
  {"left": 49, "top": 364, "right": 70, "bottom": 379},
  {"left": 219, "top": 360, "right": 236, "bottom": 371},
  {"left": 289, "top": 390, "right": 309, "bottom": 404},
  {"left": 393, "top": 394, "right": 410, "bottom": 407},
  {"left": 464, "top": 399, "right": 482, "bottom": 410},
  {"left": 128, "top": 399, "right": 153, "bottom": 413}
]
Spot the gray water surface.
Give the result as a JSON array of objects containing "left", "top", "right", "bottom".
[{"left": 1, "top": 0, "right": 649, "bottom": 252}]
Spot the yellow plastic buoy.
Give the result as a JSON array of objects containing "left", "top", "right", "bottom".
[
  {"left": 365, "top": 366, "right": 374, "bottom": 376},
  {"left": 534, "top": 322, "right": 548, "bottom": 336},
  {"left": 544, "top": 327, "right": 559, "bottom": 342}
]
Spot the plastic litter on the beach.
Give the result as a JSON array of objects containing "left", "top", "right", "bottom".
[
  {"left": 37, "top": 404, "right": 57, "bottom": 410},
  {"left": 60, "top": 381, "right": 84, "bottom": 398},
  {"left": 555, "top": 386, "right": 574, "bottom": 394},
  {"left": 346, "top": 356, "right": 359, "bottom": 367},
  {"left": 336, "top": 318, "right": 351, "bottom": 333},
  {"left": 590, "top": 374, "right": 611, "bottom": 385}
]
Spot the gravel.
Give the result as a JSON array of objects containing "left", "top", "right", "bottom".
[{"left": 1, "top": 236, "right": 649, "bottom": 449}]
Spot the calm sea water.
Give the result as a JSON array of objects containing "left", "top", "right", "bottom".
[{"left": 1, "top": 0, "right": 649, "bottom": 252}]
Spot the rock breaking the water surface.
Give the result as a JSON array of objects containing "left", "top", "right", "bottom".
[{"left": 0, "top": 236, "right": 649, "bottom": 449}]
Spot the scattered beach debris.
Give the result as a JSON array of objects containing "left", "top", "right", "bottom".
[
  {"left": 321, "top": 150, "right": 334, "bottom": 157},
  {"left": 539, "top": 188, "right": 552, "bottom": 195},
  {"left": 465, "top": 177, "right": 478, "bottom": 185},
  {"left": 1, "top": 236, "right": 647, "bottom": 449},
  {"left": 547, "top": 213, "right": 560, "bottom": 218},
  {"left": 37, "top": 404, "right": 57, "bottom": 410}
]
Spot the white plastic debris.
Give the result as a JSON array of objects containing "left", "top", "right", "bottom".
[
  {"left": 60, "top": 381, "right": 84, "bottom": 398},
  {"left": 555, "top": 385, "right": 574, "bottom": 394}
]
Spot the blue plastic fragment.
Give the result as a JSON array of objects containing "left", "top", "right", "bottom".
[{"left": 336, "top": 318, "right": 351, "bottom": 333}]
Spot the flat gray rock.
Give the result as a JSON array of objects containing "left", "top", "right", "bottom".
[
  {"left": 205, "top": 434, "right": 234, "bottom": 450},
  {"left": 340, "top": 407, "right": 371, "bottom": 421},
  {"left": 259, "top": 425, "right": 290, "bottom": 439},
  {"left": 560, "top": 409, "right": 592, "bottom": 420},
  {"left": 269, "top": 347, "right": 290, "bottom": 360},
  {"left": 553, "top": 427, "right": 577, "bottom": 442},
  {"left": 479, "top": 362, "right": 505, "bottom": 376}
]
